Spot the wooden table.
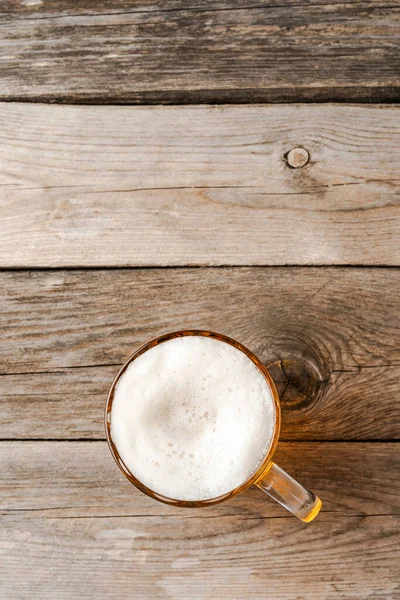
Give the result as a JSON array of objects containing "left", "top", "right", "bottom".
[{"left": 1, "top": 2, "right": 399, "bottom": 599}]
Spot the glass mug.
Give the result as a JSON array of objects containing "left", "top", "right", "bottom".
[{"left": 105, "top": 330, "right": 322, "bottom": 522}]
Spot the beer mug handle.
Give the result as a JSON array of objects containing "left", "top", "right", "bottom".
[{"left": 256, "top": 462, "right": 322, "bottom": 522}]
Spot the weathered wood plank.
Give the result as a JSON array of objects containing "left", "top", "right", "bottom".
[
  {"left": 2, "top": 513, "right": 397, "bottom": 600},
  {"left": 0, "top": 1, "right": 399, "bottom": 103},
  {"left": 1, "top": 442, "right": 398, "bottom": 517},
  {"left": 0, "top": 103, "right": 399, "bottom": 267},
  {"left": 0, "top": 442, "right": 399, "bottom": 600},
  {"left": 1, "top": 268, "right": 399, "bottom": 440}
]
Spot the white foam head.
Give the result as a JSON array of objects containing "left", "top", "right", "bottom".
[{"left": 110, "top": 335, "right": 276, "bottom": 501}]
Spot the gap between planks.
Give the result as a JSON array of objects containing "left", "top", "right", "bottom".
[{"left": 1, "top": 265, "right": 400, "bottom": 271}]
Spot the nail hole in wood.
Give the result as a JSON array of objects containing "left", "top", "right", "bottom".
[{"left": 285, "top": 147, "right": 310, "bottom": 169}]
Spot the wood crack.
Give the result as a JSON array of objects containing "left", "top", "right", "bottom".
[
  {"left": 1, "top": 362, "right": 393, "bottom": 379},
  {"left": 0, "top": 363, "right": 121, "bottom": 376},
  {"left": 0, "top": 1, "right": 385, "bottom": 24},
  {"left": 331, "top": 363, "right": 399, "bottom": 373},
  {"left": 1, "top": 509, "right": 398, "bottom": 520},
  {"left": 294, "top": 274, "right": 339, "bottom": 310}
]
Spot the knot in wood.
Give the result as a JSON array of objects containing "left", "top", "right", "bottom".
[
  {"left": 267, "top": 356, "right": 326, "bottom": 412},
  {"left": 286, "top": 147, "right": 309, "bottom": 169}
]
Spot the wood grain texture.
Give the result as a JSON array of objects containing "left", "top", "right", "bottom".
[
  {"left": 1, "top": 268, "right": 399, "bottom": 440},
  {"left": 0, "top": 442, "right": 399, "bottom": 600},
  {"left": 0, "top": 1, "right": 399, "bottom": 103},
  {"left": 2, "top": 513, "right": 397, "bottom": 600},
  {"left": 1, "top": 103, "right": 399, "bottom": 267},
  {"left": 2, "top": 442, "right": 399, "bottom": 517}
]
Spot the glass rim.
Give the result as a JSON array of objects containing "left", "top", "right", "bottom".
[{"left": 105, "top": 329, "right": 281, "bottom": 507}]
